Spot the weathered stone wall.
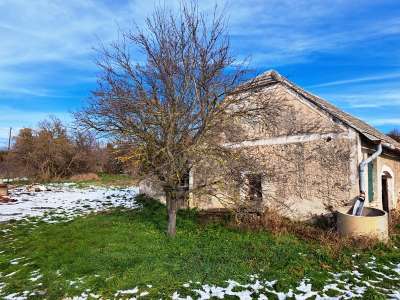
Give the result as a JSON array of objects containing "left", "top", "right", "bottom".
[
  {"left": 191, "top": 83, "right": 360, "bottom": 220},
  {"left": 138, "top": 83, "right": 364, "bottom": 220},
  {"left": 139, "top": 177, "right": 166, "bottom": 203},
  {"left": 191, "top": 136, "right": 357, "bottom": 219}
]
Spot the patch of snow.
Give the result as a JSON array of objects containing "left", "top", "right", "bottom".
[
  {"left": 9, "top": 257, "right": 24, "bottom": 265},
  {"left": 389, "top": 290, "right": 400, "bottom": 300},
  {"left": 29, "top": 274, "right": 42, "bottom": 282},
  {"left": 3, "top": 292, "right": 27, "bottom": 300},
  {"left": 393, "top": 263, "right": 400, "bottom": 275},
  {"left": 5, "top": 271, "right": 19, "bottom": 277},
  {"left": 116, "top": 287, "right": 139, "bottom": 295},
  {"left": 169, "top": 258, "right": 400, "bottom": 300},
  {"left": 0, "top": 184, "right": 139, "bottom": 223},
  {"left": 139, "top": 291, "right": 149, "bottom": 297}
]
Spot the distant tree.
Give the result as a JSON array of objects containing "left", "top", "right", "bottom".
[
  {"left": 387, "top": 128, "right": 400, "bottom": 142},
  {"left": 0, "top": 150, "right": 9, "bottom": 177},
  {"left": 5, "top": 117, "right": 104, "bottom": 180},
  {"left": 75, "top": 2, "right": 252, "bottom": 236},
  {"left": 11, "top": 128, "right": 35, "bottom": 176},
  {"left": 34, "top": 118, "right": 75, "bottom": 179},
  {"left": 70, "top": 130, "right": 103, "bottom": 174},
  {"left": 102, "top": 143, "right": 124, "bottom": 174}
]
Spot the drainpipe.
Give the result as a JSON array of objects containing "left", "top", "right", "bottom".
[{"left": 352, "top": 143, "right": 382, "bottom": 216}]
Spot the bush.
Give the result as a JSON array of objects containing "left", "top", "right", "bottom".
[
  {"left": 1, "top": 117, "right": 128, "bottom": 181},
  {"left": 389, "top": 209, "right": 400, "bottom": 233},
  {"left": 232, "top": 209, "right": 381, "bottom": 255}
]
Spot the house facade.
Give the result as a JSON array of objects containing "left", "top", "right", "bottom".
[{"left": 139, "top": 71, "right": 400, "bottom": 220}]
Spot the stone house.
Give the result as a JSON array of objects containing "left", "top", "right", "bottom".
[{"left": 140, "top": 70, "right": 400, "bottom": 220}]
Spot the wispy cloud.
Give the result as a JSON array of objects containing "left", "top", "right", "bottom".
[
  {"left": 368, "top": 118, "right": 400, "bottom": 126},
  {"left": 319, "top": 85, "right": 400, "bottom": 109},
  {"left": 227, "top": 1, "right": 400, "bottom": 66},
  {"left": 0, "top": 86, "right": 52, "bottom": 97},
  {"left": 2, "top": 1, "right": 400, "bottom": 82},
  {"left": 0, "top": 106, "right": 71, "bottom": 123},
  {"left": 1, "top": 0, "right": 400, "bottom": 145},
  {"left": 308, "top": 73, "right": 400, "bottom": 88},
  {"left": 0, "top": 106, "right": 73, "bottom": 147}
]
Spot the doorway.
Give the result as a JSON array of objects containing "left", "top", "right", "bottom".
[
  {"left": 382, "top": 176, "right": 389, "bottom": 213},
  {"left": 381, "top": 170, "right": 392, "bottom": 213}
]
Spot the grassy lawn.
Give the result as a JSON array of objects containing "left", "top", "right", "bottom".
[
  {"left": 6, "top": 173, "right": 137, "bottom": 188},
  {"left": 0, "top": 196, "right": 399, "bottom": 299},
  {"left": 70, "top": 173, "right": 138, "bottom": 188}
]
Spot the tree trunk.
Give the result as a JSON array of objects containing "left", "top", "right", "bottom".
[{"left": 166, "top": 192, "right": 177, "bottom": 237}]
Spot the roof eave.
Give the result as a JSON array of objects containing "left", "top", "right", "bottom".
[
  {"left": 268, "top": 71, "right": 400, "bottom": 153},
  {"left": 362, "top": 132, "right": 400, "bottom": 153}
]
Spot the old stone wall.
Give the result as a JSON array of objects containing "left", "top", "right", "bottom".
[
  {"left": 138, "top": 83, "right": 362, "bottom": 220},
  {"left": 190, "top": 83, "right": 360, "bottom": 220},
  {"left": 191, "top": 136, "right": 357, "bottom": 219}
]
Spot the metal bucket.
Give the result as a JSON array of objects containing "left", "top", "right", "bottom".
[{"left": 337, "top": 206, "right": 388, "bottom": 241}]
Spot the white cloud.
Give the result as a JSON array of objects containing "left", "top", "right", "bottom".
[
  {"left": 308, "top": 73, "right": 400, "bottom": 88},
  {"left": 0, "top": 106, "right": 72, "bottom": 146},
  {"left": 0, "top": 0, "right": 399, "bottom": 142},
  {"left": 0, "top": 0, "right": 121, "bottom": 67},
  {"left": 368, "top": 118, "right": 400, "bottom": 126},
  {"left": 1, "top": 0, "right": 399, "bottom": 72},
  {"left": 321, "top": 88, "right": 400, "bottom": 109},
  {"left": 226, "top": 0, "right": 400, "bottom": 66},
  {"left": 0, "top": 107, "right": 71, "bottom": 124}
]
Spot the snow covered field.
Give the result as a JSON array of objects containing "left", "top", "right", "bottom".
[{"left": 0, "top": 184, "right": 139, "bottom": 223}]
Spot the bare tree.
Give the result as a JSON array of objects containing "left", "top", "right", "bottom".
[
  {"left": 75, "top": 2, "right": 252, "bottom": 236},
  {"left": 388, "top": 129, "right": 400, "bottom": 142}
]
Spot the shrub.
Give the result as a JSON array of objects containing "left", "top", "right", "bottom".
[
  {"left": 2, "top": 117, "right": 125, "bottom": 180},
  {"left": 232, "top": 209, "right": 381, "bottom": 255}
]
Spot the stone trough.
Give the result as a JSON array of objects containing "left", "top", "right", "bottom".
[{"left": 337, "top": 206, "right": 388, "bottom": 241}]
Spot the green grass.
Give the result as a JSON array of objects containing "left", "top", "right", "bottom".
[
  {"left": 71, "top": 173, "right": 137, "bottom": 188},
  {"left": 0, "top": 196, "right": 399, "bottom": 299},
  {"left": 7, "top": 173, "right": 137, "bottom": 188}
]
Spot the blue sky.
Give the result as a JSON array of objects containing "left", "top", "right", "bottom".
[{"left": 1, "top": 0, "right": 400, "bottom": 147}]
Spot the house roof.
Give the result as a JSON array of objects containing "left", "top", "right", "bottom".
[{"left": 248, "top": 70, "right": 400, "bottom": 152}]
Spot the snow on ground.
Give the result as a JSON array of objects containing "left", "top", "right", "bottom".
[
  {"left": 1, "top": 255, "right": 399, "bottom": 299},
  {"left": 0, "top": 183, "right": 139, "bottom": 223},
  {"left": 0, "top": 184, "right": 399, "bottom": 299},
  {"left": 170, "top": 262, "right": 400, "bottom": 300}
]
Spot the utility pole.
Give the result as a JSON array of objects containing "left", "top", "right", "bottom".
[
  {"left": 8, "top": 127, "right": 12, "bottom": 152},
  {"left": 5, "top": 127, "right": 12, "bottom": 184},
  {"left": 0, "top": 127, "right": 12, "bottom": 195}
]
